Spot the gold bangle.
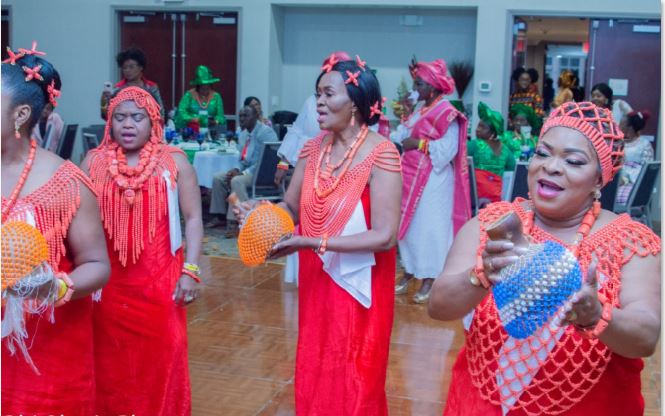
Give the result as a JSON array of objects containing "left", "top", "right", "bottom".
[{"left": 469, "top": 268, "right": 482, "bottom": 287}]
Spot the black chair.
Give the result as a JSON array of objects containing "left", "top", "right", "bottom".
[
  {"left": 467, "top": 156, "right": 479, "bottom": 216},
  {"left": 271, "top": 111, "right": 298, "bottom": 141},
  {"left": 82, "top": 133, "right": 100, "bottom": 157},
  {"left": 251, "top": 141, "right": 285, "bottom": 201},
  {"left": 82, "top": 124, "right": 105, "bottom": 144},
  {"left": 599, "top": 175, "right": 619, "bottom": 212},
  {"left": 505, "top": 162, "right": 529, "bottom": 202},
  {"left": 56, "top": 124, "right": 78, "bottom": 160},
  {"left": 615, "top": 161, "right": 660, "bottom": 228}
]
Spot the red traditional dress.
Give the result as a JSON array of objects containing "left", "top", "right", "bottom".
[
  {"left": 444, "top": 199, "right": 661, "bottom": 416},
  {"left": 88, "top": 86, "right": 191, "bottom": 415},
  {"left": 296, "top": 134, "right": 401, "bottom": 415},
  {"left": 2, "top": 162, "right": 97, "bottom": 415}
]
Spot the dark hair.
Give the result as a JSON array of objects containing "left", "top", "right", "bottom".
[
  {"left": 511, "top": 67, "right": 528, "bottom": 82},
  {"left": 1, "top": 54, "right": 62, "bottom": 130},
  {"left": 625, "top": 110, "right": 650, "bottom": 132},
  {"left": 315, "top": 60, "right": 382, "bottom": 126},
  {"left": 243, "top": 96, "right": 261, "bottom": 107},
  {"left": 116, "top": 47, "right": 147, "bottom": 69},
  {"left": 527, "top": 68, "right": 539, "bottom": 83},
  {"left": 591, "top": 83, "right": 613, "bottom": 107},
  {"left": 240, "top": 104, "right": 258, "bottom": 117}
]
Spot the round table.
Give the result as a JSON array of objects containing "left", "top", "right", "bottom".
[{"left": 192, "top": 150, "right": 241, "bottom": 188}]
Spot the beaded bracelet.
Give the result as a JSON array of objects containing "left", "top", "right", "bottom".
[
  {"left": 576, "top": 292, "right": 612, "bottom": 339},
  {"left": 181, "top": 269, "right": 201, "bottom": 284},
  {"left": 183, "top": 262, "right": 201, "bottom": 276},
  {"left": 276, "top": 161, "right": 290, "bottom": 171},
  {"left": 315, "top": 233, "right": 329, "bottom": 255},
  {"left": 54, "top": 272, "right": 75, "bottom": 307}
]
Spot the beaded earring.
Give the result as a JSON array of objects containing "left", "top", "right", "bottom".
[
  {"left": 350, "top": 109, "right": 356, "bottom": 127},
  {"left": 593, "top": 189, "right": 601, "bottom": 200},
  {"left": 14, "top": 121, "right": 21, "bottom": 139}
]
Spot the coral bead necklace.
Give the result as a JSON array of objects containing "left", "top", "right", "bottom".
[
  {"left": 314, "top": 125, "right": 369, "bottom": 198},
  {"left": 2, "top": 139, "right": 37, "bottom": 223},
  {"left": 106, "top": 141, "right": 160, "bottom": 206}
]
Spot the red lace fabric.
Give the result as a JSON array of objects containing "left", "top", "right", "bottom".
[
  {"left": 2, "top": 162, "right": 97, "bottom": 415},
  {"left": 87, "top": 147, "right": 180, "bottom": 266},
  {"left": 298, "top": 133, "right": 401, "bottom": 238},
  {"left": 461, "top": 198, "right": 660, "bottom": 415}
]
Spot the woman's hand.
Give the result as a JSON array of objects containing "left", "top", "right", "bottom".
[
  {"left": 402, "top": 138, "right": 420, "bottom": 151},
  {"left": 173, "top": 274, "right": 201, "bottom": 306},
  {"left": 231, "top": 199, "right": 268, "bottom": 223},
  {"left": 267, "top": 235, "right": 315, "bottom": 259},
  {"left": 481, "top": 240, "right": 524, "bottom": 285},
  {"left": 555, "top": 262, "right": 602, "bottom": 327}
]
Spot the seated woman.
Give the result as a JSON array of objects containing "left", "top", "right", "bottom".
[
  {"left": 504, "top": 103, "right": 541, "bottom": 161},
  {"left": 429, "top": 101, "right": 660, "bottom": 415},
  {"left": 100, "top": 47, "right": 164, "bottom": 121},
  {"left": 175, "top": 65, "right": 226, "bottom": 130},
  {"left": 468, "top": 102, "right": 515, "bottom": 205},
  {"left": 616, "top": 110, "right": 654, "bottom": 204}
]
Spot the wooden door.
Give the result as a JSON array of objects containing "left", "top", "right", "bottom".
[
  {"left": 586, "top": 19, "right": 660, "bottom": 136},
  {"left": 118, "top": 10, "right": 238, "bottom": 128}
]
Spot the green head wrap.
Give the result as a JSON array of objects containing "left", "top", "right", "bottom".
[
  {"left": 477, "top": 101, "right": 504, "bottom": 136},
  {"left": 510, "top": 103, "right": 542, "bottom": 130}
]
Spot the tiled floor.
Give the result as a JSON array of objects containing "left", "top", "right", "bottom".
[{"left": 187, "top": 256, "right": 661, "bottom": 415}]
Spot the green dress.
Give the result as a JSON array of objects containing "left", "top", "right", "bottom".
[
  {"left": 175, "top": 89, "right": 226, "bottom": 129},
  {"left": 502, "top": 131, "right": 537, "bottom": 161},
  {"left": 467, "top": 138, "right": 515, "bottom": 176}
]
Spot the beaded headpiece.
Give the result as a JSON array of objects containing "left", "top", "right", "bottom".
[
  {"left": 320, "top": 51, "right": 351, "bottom": 73},
  {"left": 540, "top": 101, "right": 624, "bottom": 185},
  {"left": 101, "top": 86, "right": 164, "bottom": 147}
]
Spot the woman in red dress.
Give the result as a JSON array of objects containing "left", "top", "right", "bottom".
[
  {"left": 237, "top": 56, "right": 402, "bottom": 415},
  {"left": 1, "top": 44, "right": 110, "bottom": 415},
  {"left": 429, "top": 101, "right": 660, "bottom": 415},
  {"left": 84, "top": 86, "right": 204, "bottom": 415}
]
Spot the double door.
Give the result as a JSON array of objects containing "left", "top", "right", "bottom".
[{"left": 119, "top": 11, "right": 238, "bottom": 128}]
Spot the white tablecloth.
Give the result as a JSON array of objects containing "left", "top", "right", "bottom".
[{"left": 192, "top": 151, "right": 241, "bottom": 188}]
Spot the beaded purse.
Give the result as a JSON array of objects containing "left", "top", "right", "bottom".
[
  {"left": 1, "top": 221, "right": 59, "bottom": 371},
  {"left": 488, "top": 212, "right": 583, "bottom": 339},
  {"left": 229, "top": 194, "right": 295, "bottom": 266}
]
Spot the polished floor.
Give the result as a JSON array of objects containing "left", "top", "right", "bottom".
[{"left": 188, "top": 256, "right": 661, "bottom": 416}]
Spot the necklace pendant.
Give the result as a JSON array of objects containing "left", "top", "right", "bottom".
[{"left": 124, "top": 188, "right": 136, "bottom": 206}]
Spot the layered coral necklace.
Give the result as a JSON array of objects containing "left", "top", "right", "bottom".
[
  {"left": 314, "top": 125, "right": 368, "bottom": 198},
  {"left": 2, "top": 139, "right": 37, "bottom": 223},
  {"left": 523, "top": 198, "right": 601, "bottom": 258},
  {"left": 105, "top": 141, "right": 160, "bottom": 206}
]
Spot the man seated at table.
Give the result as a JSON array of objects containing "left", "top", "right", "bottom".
[{"left": 208, "top": 105, "right": 277, "bottom": 236}]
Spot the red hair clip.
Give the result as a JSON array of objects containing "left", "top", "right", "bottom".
[
  {"left": 369, "top": 101, "right": 382, "bottom": 118},
  {"left": 22, "top": 65, "right": 44, "bottom": 82},
  {"left": 355, "top": 55, "right": 366, "bottom": 71},
  {"left": 321, "top": 53, "right": 339, "bottom": 73},
  {"left": 47, "top": 79, "right": 61, "bottom": 107},
  {"left": 18, "top": 41, "right": 46, "bottom": 57},
  {"left": 344, "top": 70, "right": 360, "bottom": 87},
  {"left": 2, "top": 48, "right": 25, "bottom": 65}
]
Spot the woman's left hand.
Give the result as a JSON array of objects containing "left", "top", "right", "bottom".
[
  {"left": 173, "top": 274, "right": 201, "bottom": 306},
  {"left": 267, "top": 235, "right": 315, "bottom": 260},
  {"left": 555, "top": 262, "right": 603, "bottom": 327}
]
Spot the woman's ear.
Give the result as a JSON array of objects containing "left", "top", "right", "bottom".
[{"left": 14, "top": 104, "right": 32, "bottom": 128}]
